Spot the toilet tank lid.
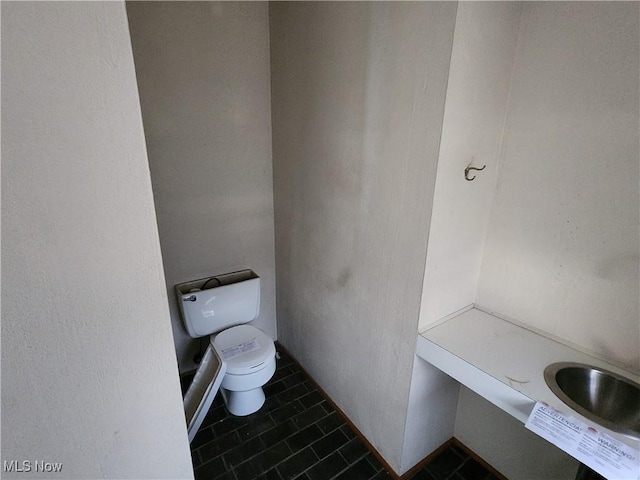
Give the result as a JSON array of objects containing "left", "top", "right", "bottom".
[{"left": 213, "top": 325, "right": 275, "bottom": 374}]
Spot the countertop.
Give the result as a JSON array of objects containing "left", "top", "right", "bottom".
[{"left": 415, "top": 306, "right": 640, "bottom": 449}]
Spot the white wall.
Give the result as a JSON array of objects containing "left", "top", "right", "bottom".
[
  {"left": 477, "top": 2, "right": 640, "bottom": 373},
  {"left": 455, "top": 388, "right": 578, "bottom": 480},
  {"left": 418, "top": 2, "right": 522, "bottom": 330},
  {"left": 270, "top": 3, "right": 457, "bottom": 474},
  {"left": 400, "top": 356, "right": 459, "bottom": 473},
  {"left": 126, "top": 2, "right": 276, "bottom": 373},
  {"left": 1, "top": 2, "right": 193, "bottom": 478},
  {"left": 403, "top": 3, "right": 523, "bottom": 472},
  {"left": 447, "top": 4, "right": 639, "bottom": 478}
]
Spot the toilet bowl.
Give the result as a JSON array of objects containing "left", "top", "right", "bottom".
[{"left": 213, "top": 324, "right": 276, "bottom": 416}]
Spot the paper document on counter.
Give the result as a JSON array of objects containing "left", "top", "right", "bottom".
[{"left": 526, "top": 402, "right": 639, "bottom": 480}]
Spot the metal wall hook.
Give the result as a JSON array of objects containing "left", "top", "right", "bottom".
[{"left": 465, "top": 164, "right": 486, "bottom": 181}]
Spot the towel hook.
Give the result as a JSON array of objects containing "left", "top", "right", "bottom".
[{"left": 465, "top": 164, "right": 486, "bottom": 181}]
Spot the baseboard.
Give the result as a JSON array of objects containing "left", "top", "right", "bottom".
[
  {"left": 185, "top": 341, "right": 503, "bottom": 479},
  {"left": 276, "top": 342, "right": 459, "bottom": 480},
  {"left": 398, "top": 439, "right": 453, "bottom": 479},
  {"left": 275, "top": 342, "right": 405, "bottom": 477},
  {"left": 452, "top": 438, "right": 507, "bottom": 480}
]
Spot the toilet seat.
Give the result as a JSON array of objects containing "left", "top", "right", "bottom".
[{"left": 213, "top": 325, "right": 275, "bottom": 375}]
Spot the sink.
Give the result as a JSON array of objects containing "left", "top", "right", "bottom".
[{"left": 544, "top": 362, "right": 640, "bottom": 440}]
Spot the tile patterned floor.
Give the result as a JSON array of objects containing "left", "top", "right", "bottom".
[{"left": 181, "top": 347, "right": 496, "bottom": 480}]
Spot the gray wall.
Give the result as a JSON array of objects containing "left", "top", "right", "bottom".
[
  {"left": 1, "top": 2, "right": 193, "bottom": 478},
  {"left": 270, "top": 3, "right": 457, "bottom": 473},
  {"left": 127, "top": 2, "right": 276, "bottom": 373}
]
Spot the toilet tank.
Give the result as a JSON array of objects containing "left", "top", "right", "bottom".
[{"left": 176, "top": 270, "right": 260, "bottom": 338}]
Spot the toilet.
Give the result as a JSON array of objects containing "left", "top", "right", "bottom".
[
  {"left": 177, "top": 270, "right": 276, "bottom": 419},
  {"left": 213, "top": 324, "right": 276, "bottom": 415}
]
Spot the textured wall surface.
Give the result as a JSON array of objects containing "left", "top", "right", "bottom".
[
  {"left": 270, "top": 3, "right": 457, "bottom": 473},
  {"left": 402, "top": 3, "right": 523, "bottom": 472},
  {"left": 477, "top": 2, "right": 640, "bottom": 373},
  {"left": 453, "top": 4, "right": 639, "bottom": 477},
  {"left": 1, "top": 3, "right": 193, "bottom": 478},
  {"left": 418, "top": 2, "right": 522, "bottom": 330},
  {"left": 400, "top": 356, "right": 459, "bottom": 473},
  {"left": 127, "top": 2, "right": 276, "bottom": 373}
]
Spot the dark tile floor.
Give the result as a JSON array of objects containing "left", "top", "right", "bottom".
[{"left": 181, "top": 347, "right": 496, "bottom": 480}]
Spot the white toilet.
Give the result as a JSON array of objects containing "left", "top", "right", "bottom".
[{"left": 177, "top": 270, "right": 276, "bottom": 418}]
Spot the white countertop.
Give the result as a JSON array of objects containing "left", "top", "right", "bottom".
[{"left": 415, "top": 307, "right": 639, "bottom": 449}]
